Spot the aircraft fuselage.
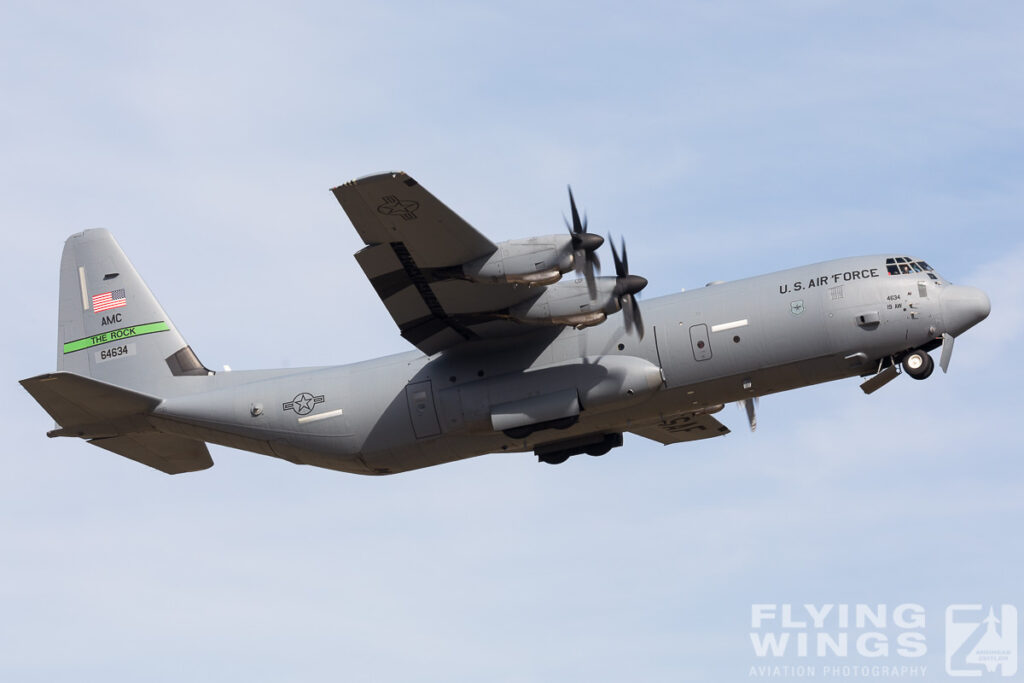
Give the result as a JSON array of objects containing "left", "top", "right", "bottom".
[{"left": 151, "top": 254, "right": 989, "bottom": 475}]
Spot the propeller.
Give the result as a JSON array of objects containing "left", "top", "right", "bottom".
[
  {"left": 565, "top": 186, "right": 603, "bottom": 298},
  {"left": 609, "top": 235, "right": 647, "bottom": 339},
  {"left": 738, "top": 397, "right": 758, "bottom": 432}
]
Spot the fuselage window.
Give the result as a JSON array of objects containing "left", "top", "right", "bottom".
[
  {"left": 887, "top": 264, "right": 900, "bottom": 275},
  {"left": 910, "top": 262, "right": 922, "bottom": 273},
  {"left": 899, "top": 264, "right": 912, "bottom": 274},
  {"left": 927, "top": 273, "right": 938, "bottom": 280},
  {"left": 886, "top": 257, "right": 896, "bottom": 265},
  {"left": 919, "top": 261, "right": 933, "bottom": 271}
]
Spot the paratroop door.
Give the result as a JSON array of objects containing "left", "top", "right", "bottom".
[
  {"left": 689, "top": 324, "right": 712, "bottom": 361},
  {"left": 405, "top": 380, "right": 440, "bottom": 438}
]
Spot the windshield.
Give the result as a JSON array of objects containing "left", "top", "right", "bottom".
[{"left": 885, "top": 256, "right": 937, "bottom": 279}]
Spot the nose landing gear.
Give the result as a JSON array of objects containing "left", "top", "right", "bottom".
[
  {"left": 902, "top": 349, "right": 934, "bottom": 380},
  {"left": 861, "top": 348, "right": 939, "bottom": 393}
]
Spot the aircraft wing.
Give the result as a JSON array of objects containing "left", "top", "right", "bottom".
[
  {"left": 333, "top": 171, "right": 496, "bottom": 267},
  {"left": 332, "top": 172, "right": 544, "bottom": 355},
  {"left": 629, "top": 411, "right": 731, "bottom": 445}
]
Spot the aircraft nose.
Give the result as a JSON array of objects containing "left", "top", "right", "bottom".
[{"left": 940, "top": 285, "right": 991, "bottom": 336}]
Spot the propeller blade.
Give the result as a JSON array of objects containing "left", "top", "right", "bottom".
[
  {"left": 741, "top": 397, "right": 758, "bottom": 432},
  {"left": 584, "top": 258, "right": 597, "bottom": 299},
  {"left": 631, "top": 294, "right": 644, "bottom": 340},
  {"left": 609, "top": 233, "right": 625, "bottom": 277},
  {"left": 567, "top": 186, "right": 585, "bottom": 235},
  {"left": 622, "top": 292, "right": 635, "bottom": 335},
  {"left": 939, "top": 332, "right": 955, "bottom": 373}
]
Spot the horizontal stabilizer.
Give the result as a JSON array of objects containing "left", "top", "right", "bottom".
[
  {"left": 19, "top": 372, "right": 212, "bottom": 474},
  {"left": 20, "top": 372, "right": 160, "bottom": 435},
  {"left": 89, "top": 433, "right": 212, "bottom": 475}
]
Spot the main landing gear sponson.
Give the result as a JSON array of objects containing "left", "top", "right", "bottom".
[{"left": 902, "top": 349, "right": 935, "bottom": 380}]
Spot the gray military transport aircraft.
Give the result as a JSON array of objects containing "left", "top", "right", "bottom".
[{"left": 21, "top": 172, "right": 991, "bottom": 475}]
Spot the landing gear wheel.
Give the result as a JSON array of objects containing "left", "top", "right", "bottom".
[{"left": 902, "top": 350, "right": 934, "bottom": 380}]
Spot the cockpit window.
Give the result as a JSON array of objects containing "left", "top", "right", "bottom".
[{"left": 885, "top": 256, "right": 935, "bottom": 276}]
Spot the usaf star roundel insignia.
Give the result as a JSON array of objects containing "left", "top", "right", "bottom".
[
  {"left": 376, "top": 195, "right": 419, "bottom": 221},
  {"left": 282, "top": 392, "right": 325, "bottom": 416}
]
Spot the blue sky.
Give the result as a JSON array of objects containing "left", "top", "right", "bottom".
[{"left": 2, "top": 2, "right": 1022, "bottom": 681}]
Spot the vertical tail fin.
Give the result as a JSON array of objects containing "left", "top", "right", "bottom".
[
  {"left": 20, "top": 229, "right": 215, "bottom": 474},
  {"left": 56, "top": 229, "right": 210, "bottom": 394}
]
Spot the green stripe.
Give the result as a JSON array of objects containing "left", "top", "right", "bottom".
[{"left": 62, "top": 321, "right": 170, "bottom": 354}]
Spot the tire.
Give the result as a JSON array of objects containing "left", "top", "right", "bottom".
[{"left": 902, "top": 350, "right": 934, "bottom": 380}]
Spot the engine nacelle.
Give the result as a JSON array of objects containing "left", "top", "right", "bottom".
[
  {"left": 463, "top": 235, "right": 574, "bottom": 286},
  {"left": 507, "top": 277, "right": 620, "bottom": 328}
]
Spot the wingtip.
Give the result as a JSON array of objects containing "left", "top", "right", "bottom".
[{"left": 332, "top": 170, "right": 415, "bottom": 193}]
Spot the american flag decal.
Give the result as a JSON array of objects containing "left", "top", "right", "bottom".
[{"left": 92, "top": 289, "right": 127, "bottom": 313}]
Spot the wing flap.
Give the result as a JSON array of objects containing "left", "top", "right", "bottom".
[{"left": 629, "top": 411, "right": 731, "bottom": 445}]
